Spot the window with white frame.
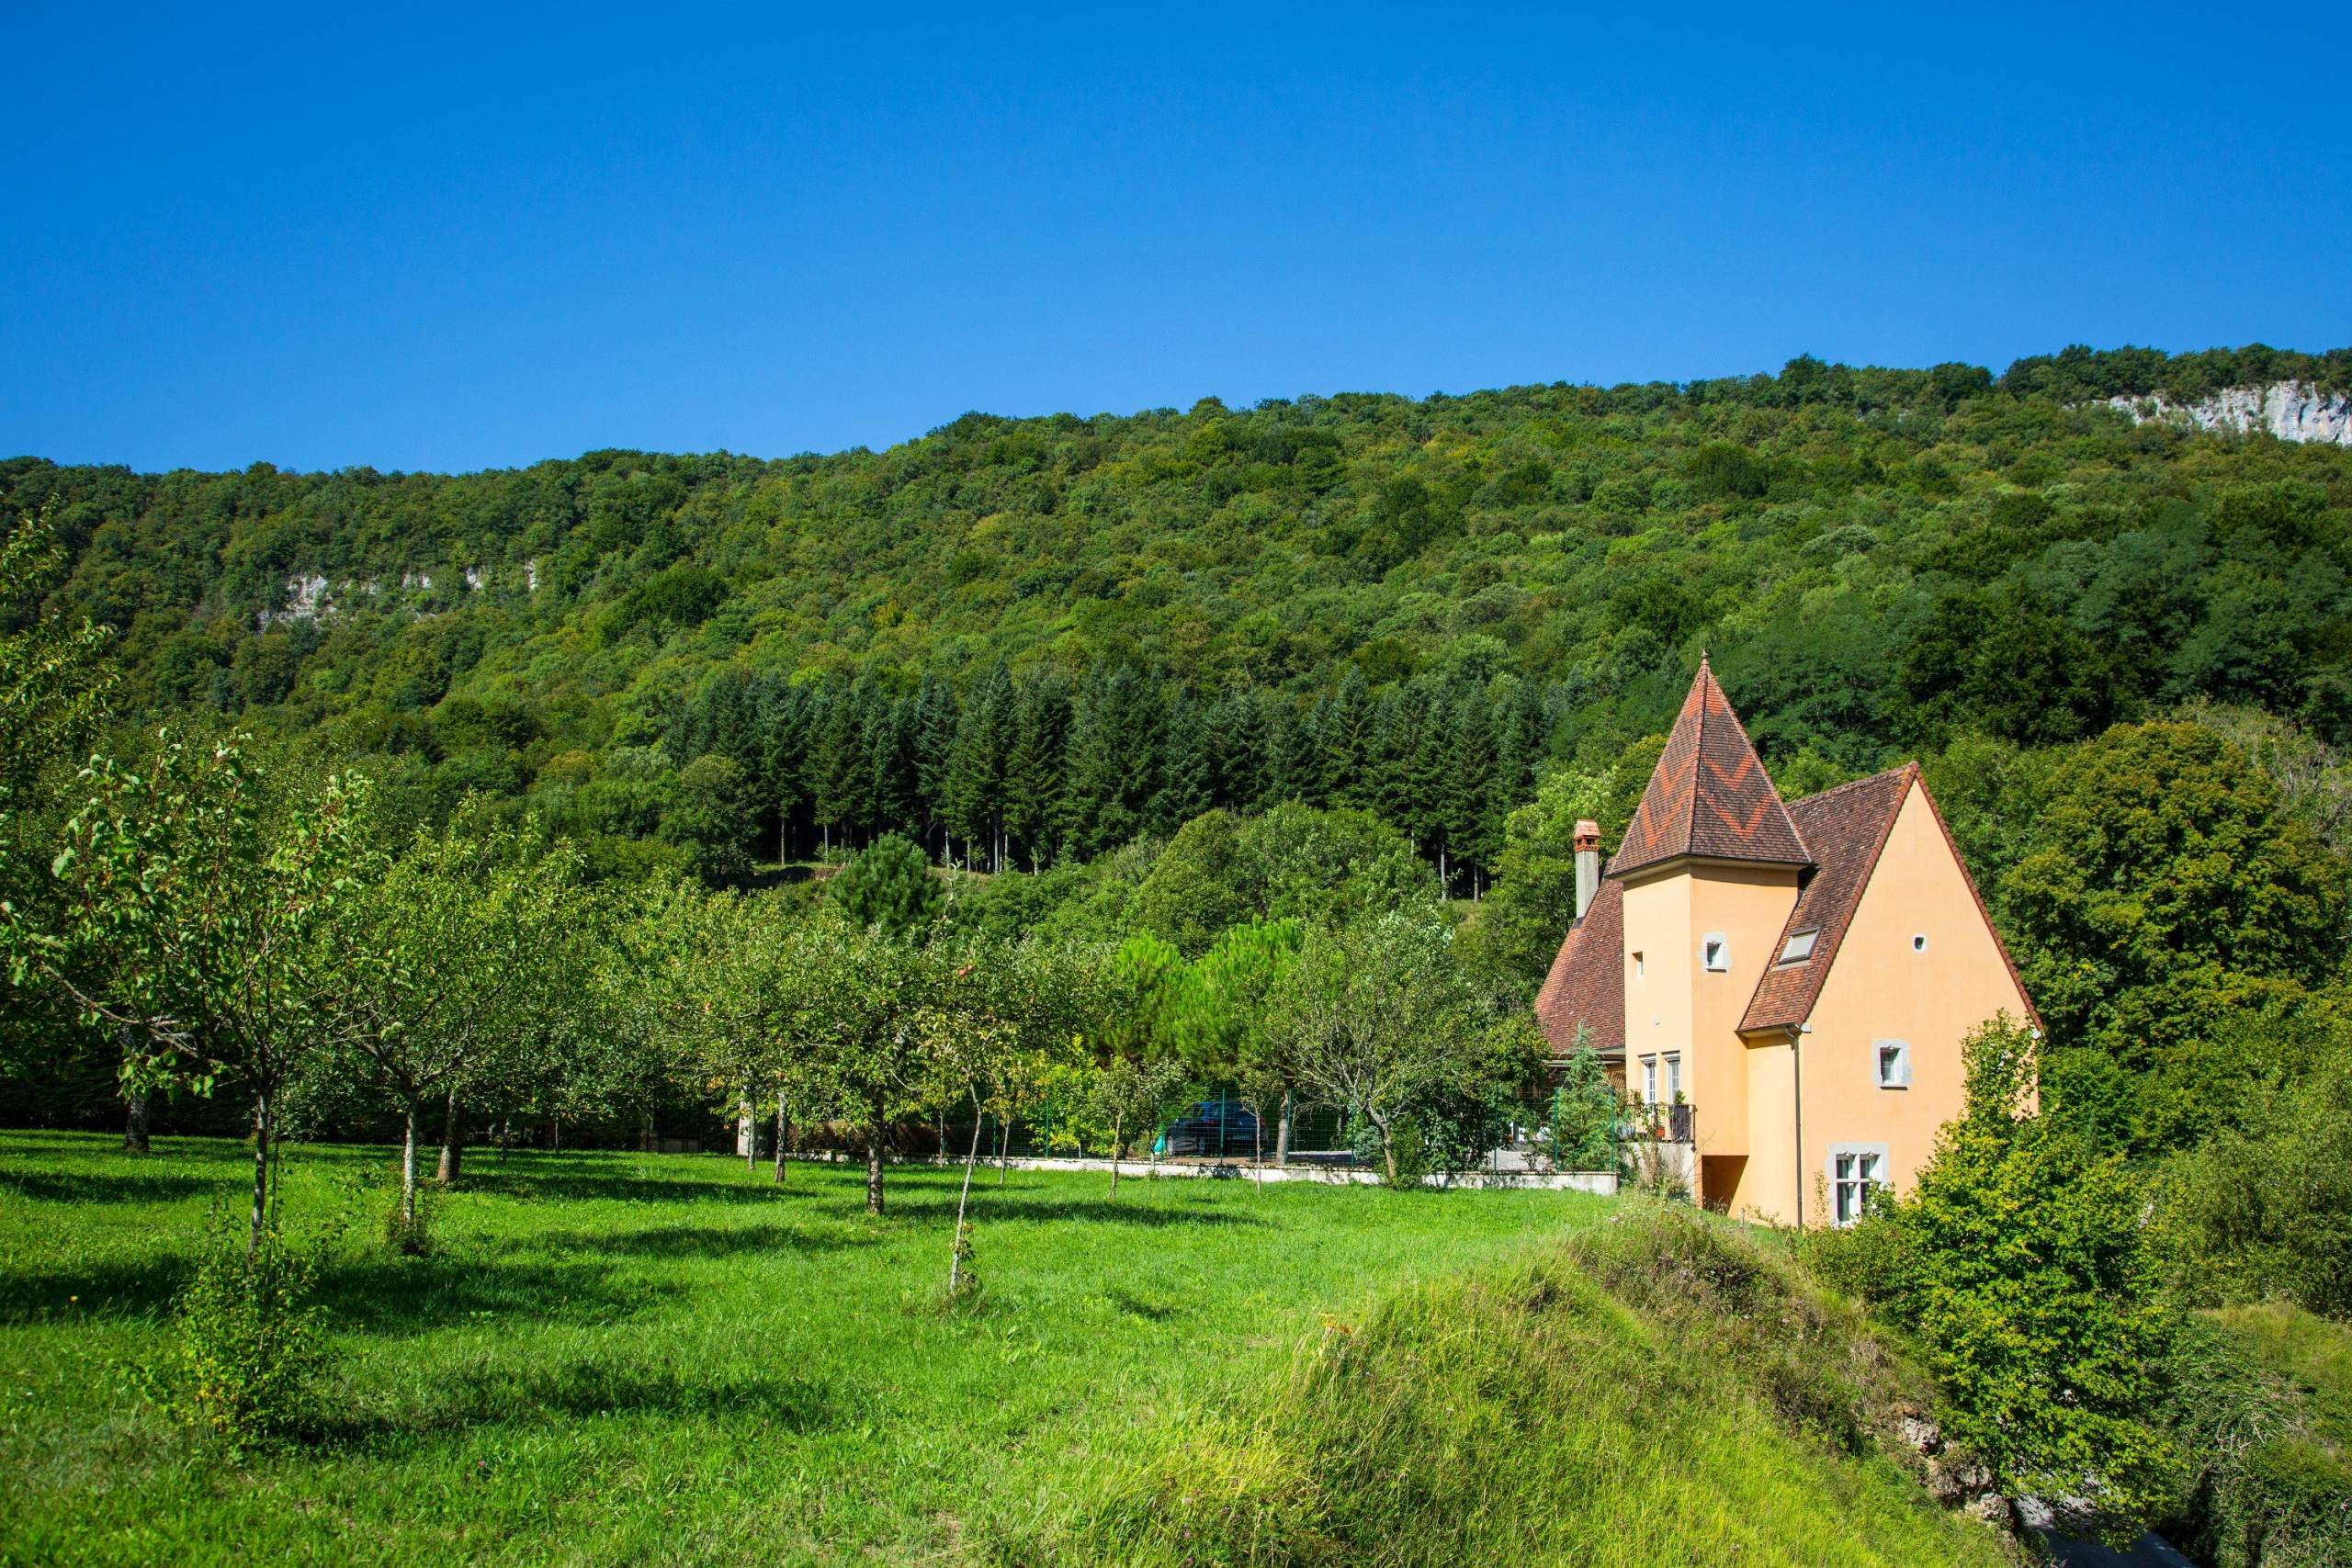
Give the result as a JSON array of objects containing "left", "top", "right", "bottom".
[
  {"left": 1874, "top": 1039, "right": 1912, "bottom": 1089},
  {"left": 1829, "top": 1144, "right": 1888, "bottom": 1226},
  {"left": 1777, "top": 929, "right": 1818, "bottom": 964},
  {"left": 1702, "top": 933, "right": 1728, "bottom": 972},
  {"left": 1639, "top": 1055, "right": 1658, "bottom": 1103},
  {"left": 1663, "top": 1052, "right": 1682, "bottom": 1100},
  {"left": 1633, "top": 951, "right": 1645, "bottom": 981}
]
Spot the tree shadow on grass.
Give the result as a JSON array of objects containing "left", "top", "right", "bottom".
[
  {"left": 523, "top": 1220, "right": 864, "bottom": 1259},
  {"left": 878, "top": 1194, "right": 1271, "bottom": 1229},
  {"left": 0, "top": 1168, "right": 220, "bottom": 1205},
  {"left": 456, "top": 1168, "right": 816, "bottom": 1206},
  {"left": 0, "top": 1254, "right": 192, "bottom": 1322},
  {"left": 314, "top": 1252, "right": 644, "bottom": 1336},
  {"left": 313, "top": 1356, "right": 842, "bottom": 1449}
]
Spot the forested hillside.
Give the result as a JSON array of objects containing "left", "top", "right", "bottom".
[{"left": 8, "top": 343, "right": 2349, "bottom": 909}]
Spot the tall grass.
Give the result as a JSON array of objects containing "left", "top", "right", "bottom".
[{"left": 1009, "top": 1204, "right": 2018, "bottom": 1567}]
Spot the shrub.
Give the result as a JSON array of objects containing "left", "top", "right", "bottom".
[
  {"left": 1841, "top": 1018, "right": 2185, "bottom": 1540},
  {"left": 146, "top": 1206, "right": 337, "bottom": 1457},
  {"left": 829, "top": 832, "right": 943, "bottom": 938},
  {"left": 2156, "top": 1317, "right": 2352, "bottom": 1568},
  {"left": 382, "top": 1184, "right": 433, "bottom": 1257},
  {"left": 2154, "top": 1045, "right": 2352, "bottom": 1319}
]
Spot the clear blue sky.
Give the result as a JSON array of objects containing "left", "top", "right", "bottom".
[{"left": 6, "top": 3, "right": 2346, "bottom": 475}]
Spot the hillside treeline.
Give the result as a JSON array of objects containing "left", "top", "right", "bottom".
[{"left": 4, "top": 342, "right": 2349, "bottom": 899}]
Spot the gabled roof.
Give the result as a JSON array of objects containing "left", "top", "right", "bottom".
[
  {"left": 1608, "top": 657, "right": 1812, "bottom": 878},
  {"left": 1534, "top": 876, "right": 1623, "bottom": 1055},
  {"left": 1739, "top": 766, "right": 1914, "bottom": 1033},
  {"left": 1738, "top": 763, "right": 2043, "bottom": 1034}
]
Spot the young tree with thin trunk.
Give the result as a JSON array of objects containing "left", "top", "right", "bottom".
[
  {"left": 333, "top": 812, "right": 587, "bottom": 1232},
  {"left": 3, "top": 734, "right": 369, "bottom": 1255},
  {"left": 1271, "top": 911, "right": 1493, "bottom": 1187}
]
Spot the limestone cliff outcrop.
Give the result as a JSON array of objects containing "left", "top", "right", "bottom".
[{"left": 2105, "top": 380, "right": 2352, "bottom": 445}]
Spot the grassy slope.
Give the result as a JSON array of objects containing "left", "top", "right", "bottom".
[{"left": 2, "top": 1134, "right": 2007, "bottom": 1567}]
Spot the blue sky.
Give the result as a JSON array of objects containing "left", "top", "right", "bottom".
[{"left": 5, "top": 4, "right": 2346, "bottom": 474}]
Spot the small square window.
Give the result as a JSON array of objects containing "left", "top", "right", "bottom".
[
  {"left": 1912, "top": 933, "right": 1928, "bottom": 953},
  {"left": 1702, "top": 934, "right": 1728, "bottom": 972},
  {"left": 1778, "top": 929, "right": 1818, "bottom": 964},
  {"left": 1874, "top": 1039, "right": 1912, "bottom": 1089}
]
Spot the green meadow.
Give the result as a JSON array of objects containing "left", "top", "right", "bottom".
[{"left": 0, "top": 1132, "right": 2011, "bottom": 1566}]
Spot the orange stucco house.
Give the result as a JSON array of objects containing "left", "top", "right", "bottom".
[{"left": 1535, "top": 659, "right": 2039, "bottom": 1225}]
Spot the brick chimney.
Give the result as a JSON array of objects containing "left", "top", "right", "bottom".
[{"left": 1573, "top": 819, "right": 1600, "bottom": 920}]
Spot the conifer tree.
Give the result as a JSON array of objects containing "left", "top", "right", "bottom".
[
  {"left": 863, "top": 692, "right": 921, "bottom": 841},
  {"left": 1065, "top": 662, "right": 1164, "bottom": 858},
  {"left": 946, "top": 661, "right": 1015, "bottom": 869},
  {"left": 808, "top": 675, "right": 864, "bottom": 855},
  {"left": 1004, "top": 670, "right": 1073, "bottom": 869},
  {"left": 911, "top": 671, "right": 960, "bottom": 861},
  {"left": 1317, "top": 668, "right": 1374, "bottom": 809},
  {"left": 1157, "top": 688, "right": 1215, "bottom": 830},
  {"left": 754, "top": 676, "right": 809, "bottom": 863},
  {"left": 1215, "top": 688, "right": 1271, "bottom": 812}
]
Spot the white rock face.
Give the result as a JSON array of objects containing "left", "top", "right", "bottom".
[
  {"left": 2105, "top": 380, "right": 2352, "bottom": 445},
  {"left": 257, "top": 573, "right": 331, "bottom": 630}
]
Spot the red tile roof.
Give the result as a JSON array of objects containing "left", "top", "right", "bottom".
[
  {"left": 1607, "top": 656, "right": 1812, "bottom": 878},
  {"left": 1739, "top": 765, "right": 1914, "bottom": 1033},
  {"left": 1532, "top": 666, "right": 2040, "bottom": 1054},
  {"left": 1737, "top": 763, "right": 2042, "bottom": 1034},
  {"left": 1534, "top": 875, "right": 1623, "bottom": 1055}
]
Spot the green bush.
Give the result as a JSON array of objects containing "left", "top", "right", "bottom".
[
  {"left": 2158, "top": 1317, "right": 2352, "bottom": 1568},
  {"left": 829, "top": 832, "right": 943, "bottom": 938},
  {"left": 146, "top": 1206, "right": 337, "bottom": 1457},
  {"left": 1838, "top": 1018, "right": 2185, "bottom": 1540},
  {"left": 2155, "top": 1046, "right": 2352, "bottom": 1319}
]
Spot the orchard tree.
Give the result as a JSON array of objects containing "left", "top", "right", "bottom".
[
  {"left": 792, "top": 915, "right": 953, "bottom": 1214},
  {"left": 335, "top": 813, "right": 587, "bottom": 1227},
  {"left": 1272, "top": 911, "right": 1518, "bottom": 1186},
  {"left": 3, "top": 735, "right": 371, "bottom": 1254}
]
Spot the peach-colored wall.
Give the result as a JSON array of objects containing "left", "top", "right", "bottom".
[
  {"left": 1737, "top": 1035, "right": 1797, "bottom": 1222},
  {"left": 1790, "top": 782, "right": 2033, "bottom": 1224},
  {"left": 1621, "top": 860, "right": 1799, "bottom": 1201}
]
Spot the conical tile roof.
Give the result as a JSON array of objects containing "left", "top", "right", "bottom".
[{"left": 1606, "top": 658, "right": 1812, "bottom": 878}]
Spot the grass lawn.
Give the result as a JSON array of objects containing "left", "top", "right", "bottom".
[{"left": 0, "top": 1130, "right": 1604, "bottom": 1565}]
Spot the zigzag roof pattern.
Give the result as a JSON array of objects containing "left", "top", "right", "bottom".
[{"left": 1605, "top": 657, "right": 1813, "bottom": 878}]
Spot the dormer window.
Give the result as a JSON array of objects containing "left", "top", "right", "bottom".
[
  {"left": 1777, "top": 929, "right": 1818, "bottom": 964},
  {"left": 1702, "top": 934, "right": 1729, "bottom": 972}
]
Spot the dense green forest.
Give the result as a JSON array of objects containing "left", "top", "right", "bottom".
[{"left": 7, "top": 341, "right": 2350, "bottom": 897}]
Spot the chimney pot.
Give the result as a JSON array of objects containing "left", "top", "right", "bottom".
[{"left": 1573, "top": 819, "right": 1601, "bottom": 920}]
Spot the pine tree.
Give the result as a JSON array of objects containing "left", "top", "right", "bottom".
[
  {"left": 1065, "top": 662, "right": 1164, "bottom": 858},
  {"left": 1266, "top": 698, "right": 1321, "bottom": 806},
  {"left": 1318, "top": 668, "right": 1374, "bottom": 809},
  {"left": 946, "top": 662, "right": 1015, "bottom": 869},
  {"left": 1215, "top": 687, "right": 1271, "bottom": 813},
  {"left": 863, "top": 692, "right": 921, "bottom": 840},
  {"left": 1004, "top": 671, "right": 1073, "bottom": 868},
  {"left": 809, "top": 675, "right": 864, "bottom": 856},
  {"left": 754, "top": 675, "right": 809, "bottom": 862},
  {"left": 1157, "top": 687, "right": 1215, "bottom": 831},
  {"left": 1444, "top": 682, "right": 1501, "bottom": 897},
  {"left": 911, "top": 671, "right": 961, "bottom": 861}
]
